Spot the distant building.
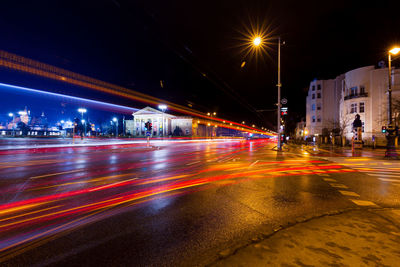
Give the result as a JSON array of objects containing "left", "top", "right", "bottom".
[
  {"left": 305, "top": 65, "right": 400, "bottom": 145},
  {"left": 124, "top": 106, "right": 243, "bottom": 138}
]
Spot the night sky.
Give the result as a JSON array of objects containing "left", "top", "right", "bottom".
[{"left": 1, "top": 0, "right": 399, "bottom": 130}]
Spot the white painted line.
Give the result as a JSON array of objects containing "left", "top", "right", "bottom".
[
  {"left": 367, "top": 173, "right": 400, "bottom": 178},
  {"left": 338, "top": 190, "right": 360, "bottom": 197},
  {"left": 378, "top": 178, "right": 400, "bottom": 183},
  {"left": 186, "top": 161, "right": 201, "bottom": 166},
  {"left": 329, "top": 183, "right": 349, "bottom": 189},
  {"left": 249, "top": 160, "right": 259, "bottom": 168},
  {"left": 318, "top": 174, "right": 330, "bottom": 177},
  {"left": 323, "top": 178, "right": 336, "bottom": 182},
  {"left": 350, "top": 199, "right": 378, "bottom": 206}
]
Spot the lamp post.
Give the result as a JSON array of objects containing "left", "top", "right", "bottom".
[
  {"left": 252, "top": 36, "right": 283, "bottom": 151},
  {"left": 78, "top": 108, "right": 87, "bottom": 137},
  {"left": 207, "top": 112, "right": 217, "bottom": 137},
  {"left": 113, "top": 117, "right": 118, "bottom": 138},
  {"left": 8, "top": 113, "right": 15, "bottom": 136},
  {"left": 158, "top": 104, "right": 167, "bottom": 137},
  {"left": 385, "top": 47, "right": 400, "bottom": 158}
]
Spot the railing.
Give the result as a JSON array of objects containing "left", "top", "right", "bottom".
[{"left": 344, "top": 92, "right": 368, "bottom": 100}]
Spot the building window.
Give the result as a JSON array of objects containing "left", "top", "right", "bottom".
[
  {"left": 360, "top": 85, "right": 365, "bottom": 95},
  {"left": 312, "top": 104, "right": 315, "bottom": 111},
  {"left": 350, "top": 103, "right": 357, "bottom": 113},
  {"left": 362, "top": 122, "right": 364, "bottom": 132},
  {"left": 312, "top": 116, "right": 315, "bottom": 122},
  {"left": 317, "top": 104, "right": 321, "bottom": 110},
  {"left": 317, "top": 93, "right": 321, "bottom": 98},
  {"left": 359, "top": 102, "right": 365, "bottom": 113},
  {"left": 317, "top": 116, "right": 321, "bottom": 122},
  {"left": 312, "top": 94, "right": 315, "bottom": 99},
  {"left": 317, "top": 84, "right": 321, "bottom": 90},
  {"left": 312, "top": 85, "right": 315, "bottom": 91},
  {"left": 350, "top": 86, "right": 358, "bottom": 96}
]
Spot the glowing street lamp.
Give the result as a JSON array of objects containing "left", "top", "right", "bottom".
[
  {"left": 8, "top": 113, "right": 15, "bottom": 136},
  {"left": 253, "top": 36, "right": 262, "bottom": 47},
  {"left": 251, "top": 35, "right": 283, "bottom": 151},
  {"left": 158, "top": 104, "right": 167, "bottom": 137},
  {"left": 112, "top": 117, "right": 119, "bottom": 137},
  {"left": 78, "top": 108, "right": 87, "bottom": 137},
  {"left": 385, "top": 46, "right": 400, "bottom": 158}
]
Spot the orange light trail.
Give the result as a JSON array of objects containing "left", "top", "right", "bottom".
[{"left": 0, "top": 50, "right": 274, "bottom": 136}]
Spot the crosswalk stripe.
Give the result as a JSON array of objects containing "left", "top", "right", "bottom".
[
  {"left": 350, "top": 199, "right": 378, "bottom": 206},
  {"left": 338, "top": 190, "right": 360, "bottom": 197},
  {"left": 329, "top": 183, "right": 348, "bottom": 189},
  {"left": 379, "top": 178, "right": 400, "bottom": 183},
  {"left": 365, "top": 173, "right": 400, "bottom": 178}
]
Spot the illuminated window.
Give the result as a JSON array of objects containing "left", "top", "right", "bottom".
[
  {"left": 360, "top": 85, "right": 365, "bottom": 95},
  {"left": 359, "top": 102, "right": 364, "bottom": 113},
  {"left": 350, "top": 103, "right": 357, "bottom": 113},
  {"left": 317, "top": 116, "right": 321, "bottom": 122},
  {"left": 312, "top": 116, "right": 315, "bottom": 122},
  {"left": 317, "top": 104, "right": 321, "bottom": 110},
  {"left": 312, "top": 104, "right": 315, "bottom": 111},
  {"left": 350, "top": 86, "right": 357, "bottom": 96}
]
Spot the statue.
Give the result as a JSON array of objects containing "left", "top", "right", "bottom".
[{"left": 352, "top": 114, "right": 362, "bottom": 130}]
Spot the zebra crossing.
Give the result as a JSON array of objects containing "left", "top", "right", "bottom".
[{"left": 352, "top": 165, "right": 400, "bottom": 184}]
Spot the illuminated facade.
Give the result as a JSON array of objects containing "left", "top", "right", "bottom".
[
  {"left": 305, "top": 65, "right": 400, "bottom": 145},
  {"left": 125, "top": 106, "right": 197, "bottom": 137}
]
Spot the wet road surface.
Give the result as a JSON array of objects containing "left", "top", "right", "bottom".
[{"left": 1, "top": 139, "right": 399, "bottom": 266}]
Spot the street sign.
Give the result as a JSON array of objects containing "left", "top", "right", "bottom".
[
  {"left": 281, "top": 98, "right": 287, "bottom": 105},
  {"left": 146, "top": 131, "right": 151, "bottom": 137}
]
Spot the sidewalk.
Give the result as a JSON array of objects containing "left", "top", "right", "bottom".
[{"left": 212, "top": 208, "right": 400, "bottom": 266}]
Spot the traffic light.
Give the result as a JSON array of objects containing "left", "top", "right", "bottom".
[
  {"left": 382, "top": 126, "right": 387, "bottom": 133},
  {"left": 144, "top": 121, "right": 149, "bottom": 131},
  {"left": 149, "top": 123, "right": 153, "bottom": 131}
]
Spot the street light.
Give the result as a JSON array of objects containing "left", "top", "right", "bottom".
[
  {"left": 78, "top": 108, "right": 87, "bottom": 137},
  {"left": 8, "top": 113, "right": 15, "bottom": 136},
  {"left": 158, "top": 104, "right": 167, "bottom": 137},
  {"left": 251, "top": 36, "right": 283, "bottom": 151},
  {"left": 385, "top": 46, "right": 400, "bottom": 158},
  {"left": 113, "top": 117, "right": 118, "bottom": 138}
]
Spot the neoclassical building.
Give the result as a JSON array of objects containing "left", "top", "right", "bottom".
[
  {"left": 125, "top": 106, "right": 200, "bottom": 137},
  {"left": 305, "top": 65, "right": 400, "bottom": 145}
]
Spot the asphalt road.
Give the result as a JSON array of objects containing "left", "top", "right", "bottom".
[{"left": 0, "top": 139, "right": 399, "bottom": 266}]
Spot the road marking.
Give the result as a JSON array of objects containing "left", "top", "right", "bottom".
[
  {"left": 338, "top": 190, "right": 360, "bottom": 197},
  {"left": 318, "top": 173, "right": 330, "bottom": 176},
  {"left": 367, "top": 173, "right": 400, "bottom": 178},
  {"left": 329, "top": 183, "right": 348, "bottom": 189},
  {"left": 30, "top": 169, "right": 83, "bottom": 179},
  {"left": 186, "top": 161, "right": 201, "bottom": 166},
  {"left": 249, "top": 160, "right": 259, "bottom": 168},
  {"left": 323, "top": 178, "right": 336, "bottom": 182},
  {"left": 378, "top": 178, "right": 400, "bottom": 183},
  {"left": 350, "top": 199, "right": 378, "bottom": 206}
]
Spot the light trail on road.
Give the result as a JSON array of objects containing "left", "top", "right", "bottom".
[{"left": 0, "top": 139, "right": 357, "bottom": 261}]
